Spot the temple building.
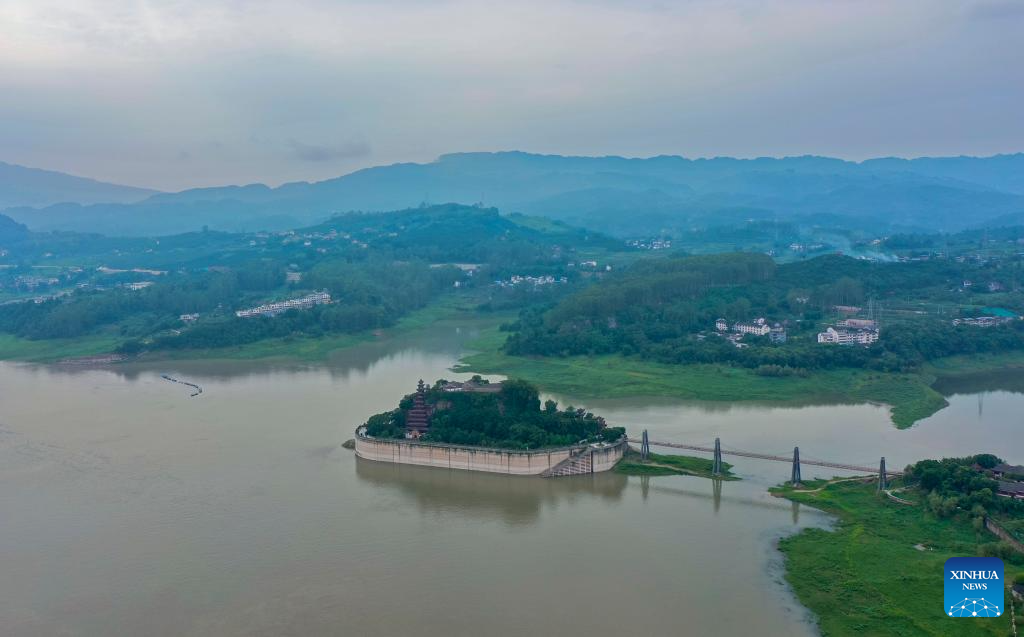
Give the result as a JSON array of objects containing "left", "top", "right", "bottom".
[{"left": 405, "top": 379, "right": 432, "bottom": 438}]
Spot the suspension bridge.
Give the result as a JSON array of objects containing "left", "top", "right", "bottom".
[{"left": 629, "top": 430, "right": 900, "bottom": 489}]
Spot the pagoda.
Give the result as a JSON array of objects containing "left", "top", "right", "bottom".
[{"left": 405, "top": 379, "right": 431, "bottom": 437}]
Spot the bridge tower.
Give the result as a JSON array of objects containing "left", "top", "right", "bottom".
[
  {"left": 877, "top": 456, "right": 887, "bottom": 492},
  {"left": 641, "top": 430, "right": 650, "bottom": 460},
  {"left": 790, "top": 446, "right": 802, "bottom": 486},
  {"left": 712, "top": 438, "right": 723, "bottom": 476}
]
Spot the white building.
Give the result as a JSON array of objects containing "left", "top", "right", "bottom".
[
  {"left": 953, "top": 316, "right": 1014, "bottom": 328},
  {"left": 817, "top": 327, "right": 879, "bottom": 345},
  {"left": 235, "top": 290, "right": 332, "bottom": 318},
  {"left": 733, "top": 318, "right": 770, "bottom": 336},
  {"left": 839, "top": 318, "right": 878, "bottom": 330},
  {"left": 715, "top": 318, "right": 728, "bottom": 331}
]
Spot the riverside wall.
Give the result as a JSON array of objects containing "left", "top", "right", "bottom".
[{"left": 354, "top": 433, "right": 625, "bottom": 476}]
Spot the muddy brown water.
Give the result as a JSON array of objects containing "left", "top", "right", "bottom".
[{"left": 1, "top": 324, "right": 1022, "bottom": 636}]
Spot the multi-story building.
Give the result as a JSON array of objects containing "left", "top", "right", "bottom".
[
  {"left": 235, "top": 290, "right": 332, "bottom": 318},
  {"left": 733, "top": 318, "right": 770, "bottom": 337},
  {"left": 817, "top": 326, "right": 879, "bottom": 345}
]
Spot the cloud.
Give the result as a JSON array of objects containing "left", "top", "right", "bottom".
[
  {"left": 288, "top": 140, "right": 371, "bottom": 162},
  {"left": 0, "top": 0, "right": 1021, "bottom": 190},
  {"left": 967, "top": 0, "right": 1024, "bottom": 21}
]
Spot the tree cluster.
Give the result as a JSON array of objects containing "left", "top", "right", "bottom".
[{"left": 364, "top": 379, "right": 625, "bottom": 449}]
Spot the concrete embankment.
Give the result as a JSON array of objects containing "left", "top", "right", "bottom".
[{"left": 354, "top": 433, "right": 625, "bottom": 476}]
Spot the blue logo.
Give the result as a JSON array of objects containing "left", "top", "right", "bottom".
[{"left": 944, "top": 557, "right": 1003, "bottom": 617}]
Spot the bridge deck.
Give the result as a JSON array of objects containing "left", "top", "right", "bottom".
[{"left": 632, "top": 438, "right": 902, "bottom": 475}]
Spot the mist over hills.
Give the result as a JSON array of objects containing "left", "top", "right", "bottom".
[
  {"left": 0, "top": 161, "right": 159, "bottom": 209},
  {"left": 4, "top": 151, "right": 1024, "bottom": 237}
]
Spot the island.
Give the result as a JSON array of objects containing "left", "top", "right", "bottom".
[{"left": 355, "top": 377, "right": 629, "bottom": 476}]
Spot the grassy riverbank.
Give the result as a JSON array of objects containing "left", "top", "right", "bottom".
[
  {"left": 0, "top": 295, "right": 508, "bottom": 364},
  {"left": 773, "top": 479, "right": 1015, "bottom": 637},
  {"left": 616, "top": 449, "right": 738, "bottom": 480},
  {"left": 0, "top": 333, "right": 123, "bottom": 363},
  {"left": 456, "top": 326, "right": 1024, "bottom": 428}
]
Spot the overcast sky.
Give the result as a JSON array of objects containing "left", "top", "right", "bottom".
[{"left": 1, "top": 0, "right": 1022, "bottom": 191}]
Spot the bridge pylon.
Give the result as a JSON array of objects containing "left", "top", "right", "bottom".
[
  {"left": 712, "top": 438, "right": 723, "bottom": 476},
  {"left": 641, "top": 429, "right": 650, "bottom": 460},
  {"left": 877, "top": 456, "right": 887, "bottom": 492},
  {"left": 790, "top": 446, "right": 802, "bottom": 486}
]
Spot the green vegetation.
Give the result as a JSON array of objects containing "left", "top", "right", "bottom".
[
  {"left": 616, "top": 449, "right": 737, "bottom": 479},
  {"left": 0, "top": 333, "right": 123, "bottom": 362},
  {"left": 908, "top": 454, "right": 1024, "bottom": 531},
  {"left": 0, "top": 205, "right": 624, "bottom": 359},
  {"left": 777, "top": 481, "right": 1014, "bottom": 636},
  {"left": 459, "top": 324, "right": 980, "bottom": 428},
  {"left": 363, "top": 378, "right": 625, "bottom": 449},
  {"left": 132, "top": 295, "right": 507, "bottom": 362},
  {"left": 775, "top": 455, "right": 1024, "bottom": 637},
  {"left": 506, "top": 252, "right": 1024, "bottom": 373}
]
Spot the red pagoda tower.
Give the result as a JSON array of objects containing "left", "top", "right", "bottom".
[{"left": 405, "top": 379, "right": 431, "bottom": 437}]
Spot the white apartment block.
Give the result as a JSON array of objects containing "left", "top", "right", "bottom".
[
  {"left": 733, "top": 318, "right": 770, "bottom": 336},
  {"left": 817, "top": 326, "right": 879, "bottom": 345}
]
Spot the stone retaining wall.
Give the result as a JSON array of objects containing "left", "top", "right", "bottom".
[
  {"left": 986, "top": 517, "right": 1024, "bottom": 555},
  {"left": 354, "top": 433, "right": 625, "bottom": 476}
]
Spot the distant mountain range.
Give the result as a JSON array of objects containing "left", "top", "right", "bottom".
[
  {"left": 0, "top": 161, "right": 159, "bottom": 209},
  {"left": 4, "top": 152, "right": 1024, "bottom": 237}
]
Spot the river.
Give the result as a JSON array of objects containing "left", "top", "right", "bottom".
[{"left": 1, "top": 324, "right": 1022, "bottom": 636}]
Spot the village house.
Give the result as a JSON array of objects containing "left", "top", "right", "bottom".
[
  {"left": 817, "top": 326, "right": 879, "bottom": 345},
  {"left": 953, "top": 316, "right": 1015, "bottom": 328},
  {"left": 998, "top": 481, "right": 1024, "bottom": 500},
  {"left": 769, "top": 324, "right": 787, "bottom": 343},
  {"left": 839, "top": 318, "right": 878, "bottom": 330},
  {"left": 833, "top": 305, "right": 862, "bottom": 315},
  {"left": 733, "top": 318, "right": 770, "bottom": 337},
  {"left": 235, "top": 290, "right": 332, "bottom": 318},
  {"left": 992, "top": 463, "right": 1024, "bottom": 479},
  {"left": 715, "top": 318, "right": 728, "bottom": 331}
]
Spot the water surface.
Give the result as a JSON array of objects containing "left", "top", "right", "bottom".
[{"left": 1, "top": 326, "right": 1021, "bottom": 636}]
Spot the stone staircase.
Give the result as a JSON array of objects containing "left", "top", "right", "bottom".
[{"left": 542, "top": 447, "right": 593, "bottom": 477}]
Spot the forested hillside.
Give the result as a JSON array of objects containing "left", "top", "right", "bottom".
[
  {"left": 506, "top": 253, "right": 1024, "bottom": 372},
  {"left": 0, "top": 205, "right": 624, "bottom": 353}
]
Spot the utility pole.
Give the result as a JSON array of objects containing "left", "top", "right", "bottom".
[{"left": 641, "top": 430, "right": 650, "bottom": 461}]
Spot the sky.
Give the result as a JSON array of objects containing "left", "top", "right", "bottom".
[{"left": 1, "top": 0, "right": 1022, "bottom": 192}]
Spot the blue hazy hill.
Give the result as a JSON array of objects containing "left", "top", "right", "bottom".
[
  {"left": 5, "top": 151, "right": 1024, "bottom": 236},
  {"left": 0, "top": 161, "right": 158, "bottom": 209}
]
